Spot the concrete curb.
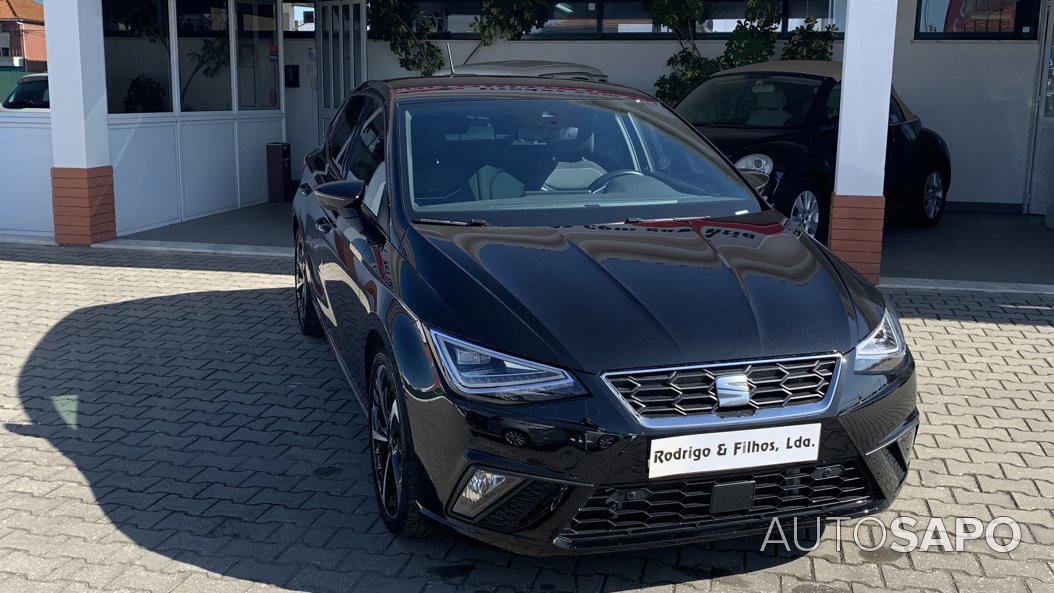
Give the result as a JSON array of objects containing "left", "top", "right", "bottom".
[
  {"left": 92, "top": 239, "right": 293, "bottom": 258},
  {"left": 880, "top": 276, "right": 1054, "bottom": 296}
]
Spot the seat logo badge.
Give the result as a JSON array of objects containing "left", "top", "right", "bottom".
[{"left": 715, "top": 373, "right": 751, "bottom": 408}]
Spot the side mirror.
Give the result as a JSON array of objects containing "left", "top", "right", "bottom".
[
  {"left": 315, "top": 179, "right": 365, "bottom": 212},
  {"left": 740, "top": 170, "right": 770, "bottom": 195}
]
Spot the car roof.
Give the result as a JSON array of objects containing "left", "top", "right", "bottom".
[
  {"left": 431, "top": 60, "right": 607, "bottom": 80},
  {"left": 708, "top": 60, "right": 917, "bottom": 121},
  {"left": 375, "top": 75, "right": 653, "bottom": 101},
  {"left": 17, "top": 72, "right": 47, "bottom": 83},
  {"left": 716, "top": 60, "right": 845, "bottom": 81}
]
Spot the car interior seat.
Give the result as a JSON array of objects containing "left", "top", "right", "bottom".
[{"left": 746, "top": 88, "right": 791, "bottom": 128}]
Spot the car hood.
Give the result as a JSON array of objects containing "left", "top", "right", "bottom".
[
  {"left": 404, "top": 211, "right": 869, "bottom": 375},
  {"left": 696, "top": 127, "right": 800, "bottom": 160}
]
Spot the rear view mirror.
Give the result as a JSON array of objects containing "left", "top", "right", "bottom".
[
  {"left": 741, "top": 171, "right": 770, "bottom": 195},
  {"left": 315, "top": 180, "right": 365, "bottom": 212}
]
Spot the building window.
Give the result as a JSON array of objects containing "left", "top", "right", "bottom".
[
  {"left": 177, "top": 0, "right": 232, "bottom": 112},
  {"left": 787, "top": 0, "right": 847, "bottom": 32},
  {"left": 602, "top": 1, "right": 671, "bottom": 35},
  {"left": 524, "top": 2, "right": 599, "bottom": 38},
  {"left": 697, "top": 1, "right": 747, "bottom": 35},
  {"left": 282, "top": 1, "right": 315, "bottom": 35},
  {"left": 101, "top": 0, "right": 173, "bottom": 114},
  {"left": 402, "top": 1, "right": 850, "bottom": 40},
  {"left": 236, "top": 0, "right": 280, "bottom": 110},
  {"left": 415, "top": 2, "right": 482, "bottom": 35},
  {"left": 916, "top": 0, "right": 1041, "bottom": 39}
]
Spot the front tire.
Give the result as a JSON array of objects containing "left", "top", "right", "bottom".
[
  {"left": 778, "top": 179, "right": 830, "bottom": 244},
  {"left": 913, "top": 166, "right": 947, "bottom": 227},
  {"left": 295, "top": 231, "right": 322, "bottom": 338},
  {"left": 369, "top": 352, "right": 431, "bottom": 537}
]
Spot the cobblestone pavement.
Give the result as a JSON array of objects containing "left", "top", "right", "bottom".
[{"left": 0, "top": 244, "right": 1051, "bottom": 593}]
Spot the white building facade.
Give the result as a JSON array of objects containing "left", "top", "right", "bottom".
[{"left": 1, "top": 0, "right": 1051, "bottom": 279}]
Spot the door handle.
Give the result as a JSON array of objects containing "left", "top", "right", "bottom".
[{"left": 315, "top": 217, "right": 334, "bottom": 234}]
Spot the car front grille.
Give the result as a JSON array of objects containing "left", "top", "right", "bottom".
[
  {"left": 559, "top": 460, "right": 873, "bottom": 544},
  {"left": 605, "top": 355, "right": 839, "bottom": 419}
]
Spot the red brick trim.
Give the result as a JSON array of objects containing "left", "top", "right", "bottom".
[
  {"left": 51, "top": 166, "right": 116, "bottom": 245},
  {"left": 828, "top": 194, "right": 885, "bottom": 283}
]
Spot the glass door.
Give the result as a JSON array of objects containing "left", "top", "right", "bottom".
[{"left": 317, "top": 0, "right": 366, "bottom": 140}]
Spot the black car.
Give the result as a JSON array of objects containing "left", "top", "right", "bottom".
[
  {"left": 676, "top": 61, "right": 952, "bottom": 241},
  {"left": 293, "top": 75, "right": 918, "bottom": 555}
]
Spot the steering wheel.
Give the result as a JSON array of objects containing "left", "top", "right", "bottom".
[{"left": 587, "top": 169, "right": 645, "bottom": 193}]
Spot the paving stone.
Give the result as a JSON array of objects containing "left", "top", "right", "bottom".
[{"left": 1, "top": 246, "right": 1053, "bottom": 593}]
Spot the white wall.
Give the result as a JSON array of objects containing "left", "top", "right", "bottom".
[
  {"left": 892, "top": 1, "right": 1041, "bottom": 208},
  {"left": 109, "top": 116, "right": 181, "bottom": 234},
  {"left": 0, "top": 113, "right": 54, "bottom": 237},
  {"left": 284, "top": 37, "right": 320, "bottom": 179}
]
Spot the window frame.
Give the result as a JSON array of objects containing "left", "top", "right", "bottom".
[{"left": 914, "top": 0, "right": 1042, "bottom": 40}]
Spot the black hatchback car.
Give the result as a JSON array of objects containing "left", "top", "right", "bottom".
[
  {"left": 293, "top": 76, "right": 918, "bottom": 555},
  {"left": 676, "top": 61, "right": 951, "bottom": 242}
]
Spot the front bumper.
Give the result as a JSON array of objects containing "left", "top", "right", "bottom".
[{"left": 402, "top": 354, "right": 917, "bottom": 556}]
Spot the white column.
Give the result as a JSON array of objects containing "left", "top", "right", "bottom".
[
  {"left": 827, "top": 0, "right": 898, "bottom": 283},
  {"left": 44, "top": 0, "right": 110, "bottom": 169},
  {"left": 833, "top": 0, "right": 898, "bottom": 198}
]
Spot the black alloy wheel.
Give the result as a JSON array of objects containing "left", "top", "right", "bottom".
[
  {"left": 295, "top": 232, "right": 322, "bottom": 338},
  {"left": 369, "top": 352, "right": 431, "bottom": 536},
  {"left": 914, "top": 165, "right": 947, "bottom": 227}
]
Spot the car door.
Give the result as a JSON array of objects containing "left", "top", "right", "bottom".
[
  {"left": 318, "top": 94, "right": 390, "bottom": 392},
  {"left": 303, "top": 95, "right": 366, "bottom": 338}
]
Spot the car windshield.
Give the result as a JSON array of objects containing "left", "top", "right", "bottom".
[
  {"left": 395, "top": 95, "right": 763, "bottom": 227},
  {"left": 677, "top": 74, "right": 823, "bottom": 130},
  {"left": 2, "top": 79, "right": 49, "bottom": 109}
]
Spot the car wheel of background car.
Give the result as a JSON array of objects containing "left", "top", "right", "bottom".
[
  {"left": 914, "top": 165, "right": 947, "bottom": 227},
  {"left": 295, "top": 232, "right": 322, "bottom": 338},
  {"left": 369, "top": 352, "right": 432, "bottom": 537},
  {"left": 779, "top": 180, "right": 830, "bottom": 244}
]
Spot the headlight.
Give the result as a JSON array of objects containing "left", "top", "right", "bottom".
[
  {"left": 853, "top": 310, "right": 907, "bottom": 373},
  {"left": 428, "top": 330, "right": 585, "bottom": 402},
  {"left": 735, "top": 153, "right": 774, "bottom": 176}
]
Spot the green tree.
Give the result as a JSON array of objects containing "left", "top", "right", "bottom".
[
  {"left": 368, "top": 0, "right": 445, "bottom": 75},
  {"left": 781, "top": 17, "right": 837, "bottom": 61},
  {"left": 649, "top": 0, "right": 782, "bottom": 105}
]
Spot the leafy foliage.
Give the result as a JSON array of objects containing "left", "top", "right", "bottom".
[
  {"left": 123, "top": 75, "right": 168, "bottom": 113},
  {"left": 368, "top": 0, "right": 445, "bottom": 75},
  {"left": 474, "top": 0, "right": 548, "bottom": 45},
  {"left": 650, "top": 0, "right": 782, "bottom": 105},
  {"left": 781, "top": 17, "right": 837, "bottom": 61}
]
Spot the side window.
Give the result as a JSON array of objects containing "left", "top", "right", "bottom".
[
  {"left": 326, "top": 96, "right": 365, "bottom": 163},
  {"left": 343, "top": 98, "right": 386, "bottom": 182},
  {"left": 825, "top": 85, "right": 840, "bottom": 121}
]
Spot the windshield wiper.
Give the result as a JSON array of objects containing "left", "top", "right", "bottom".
[{"left": 412, "top": 217, "right": 490, "bottom": 227}]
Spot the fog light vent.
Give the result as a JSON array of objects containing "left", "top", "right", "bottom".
[{"left": 452, "top": 469, "right": 523, "bottom": 518}]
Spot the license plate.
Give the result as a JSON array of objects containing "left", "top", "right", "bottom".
[{"left": 648, "top": 424, "right": 821, "bottom": 479}]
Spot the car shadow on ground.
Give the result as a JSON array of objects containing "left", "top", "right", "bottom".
[{"left": 11, "top": 287, "right": 814, "bottom": 592}]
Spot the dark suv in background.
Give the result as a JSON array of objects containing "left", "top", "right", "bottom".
[{"left": 293, "top": 75, "right": 918, "bottom": 555}]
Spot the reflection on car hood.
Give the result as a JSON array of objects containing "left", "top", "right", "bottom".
[
  {"left": 407, "top": 211, "right": 864, "bottom": 374},
  {"left": 696, "top": 127, "right": 799, "bottom": 160}
]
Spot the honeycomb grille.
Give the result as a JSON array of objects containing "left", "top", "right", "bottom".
[
  {"left": 606, "top": 356, "right": 838, "bottom": 419},
  {"left": 561, "top": 461, "right": 872, "bottom": 541}
]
